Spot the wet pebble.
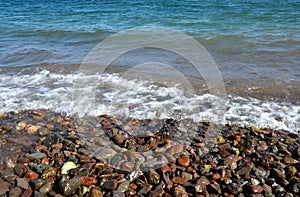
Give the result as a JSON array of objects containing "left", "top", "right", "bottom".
[
  {"left": 90, "top": 187, "right": 103, "bottom": 197},
  {"left": 117, "top": 180, "right": 130, "bottom": 192},
  {"left": 25, "top": 152, "right": 47, "bottom": 160},
  {"left": 172, "top": 185, "right": 188, "bottom": 197},
  {"left": 39, "top": 181, "right": 52, "bottom": 195},
  {"left": 102, "top": 179, "right": 118, "bottom": 190},
  {"left": 9, "top": 187, "right": 23, "bottom": 197},
  {"left": 80, "top": 176, "right": 98, "bottom": 186},
  {"left": 250, "top": 185, "right": 263, "bottom": 194},
  {"left": 23, "top": 169, "right": 39, "bottom": 182},
  {"left": 112, "top": 190, "right": 125, "bottom": 197},
  {"left": 0, "top": 178, "right": 10, "bottom": 196},
  {"left": 61, "top": 161, "right": 77, "bottom": 175},
  {"left": 21, "top": 190, "right": 32, "bottom": 197},
  {"left": 113, "top": 134, "right": 124, "bottom": 145},
  {"left": 16, "top": 178, "right": 30, "bottom": 190},
  {"left": 59, "top": 177, "right": 82, "bottom": 196},
  {"left": 177, "top": 154, "right": 190, "bottom": 167},
  {"left": 147, "top": 169, "right": 160, "bottom": 185}
]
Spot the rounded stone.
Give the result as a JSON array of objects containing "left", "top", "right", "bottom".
[
  {"left": 177, "top": 155, "right": 190, "bottom": 167},
  {"left": 172, "top": 185, "right": 188, "bottom": 197},
  {"left": 250, "top": 185, "right": 263, "bottom": 194},
  {"left": 113, "top": 134, "right": 124, "bottom": 145},
  {"left": 59, "top": 177, "right": 82, "bottom": 196}
]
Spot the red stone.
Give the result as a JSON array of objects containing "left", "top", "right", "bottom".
[
  {"left": 80, "top": 176, "right": 98, "bottom": 186},
  {"left": 23, "top": 170, "right": 39, "bottom": 182},
  {"left": 161, "top": 165, "right": 170, "bottom": 173},
  {"left": 177, "top": 155, "right": 190, "bottom": 167},
  {"left": 61, "top": 121, "right": 70, "bottom": 126},
  {"left": 41, "top": 158, "right": 50, "bottom": 165},
  {"left": 168, "top": 144, "right": 183, "bottom": 155},
  {"left": 250, "top": 185, "right": 263, "bottom": 194},
  {"left": 212, "top": 173, "right": 221, "bottom": 181},
  {"left": 101, "top": 120, "right": 111, "bottom": 127}
]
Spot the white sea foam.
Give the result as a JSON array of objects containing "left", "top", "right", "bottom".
[{"left": 0, "top": 69, "right": 299, "bottom": 133}]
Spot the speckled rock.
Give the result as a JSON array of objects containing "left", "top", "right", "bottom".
[
  {"left": 177, "top": 155, "right": 190, "bottom": 167},
  {"left": 172, "top": 185, "right": 188, "bottom": 197},
  {"left": 60, "top": 177, "right": 82, "bottom": 196}
]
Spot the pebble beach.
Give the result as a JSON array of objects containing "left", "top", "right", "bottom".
[
  {"left": 1, "top": 1, "right": 299, "bottom": 196},
  {"left": 0, "top": 110, "right": 299, "bottom": 197}
]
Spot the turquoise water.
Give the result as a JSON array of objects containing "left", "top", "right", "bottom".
[{"left": 1, "top": 0, "right": 299, "bottom": 81}]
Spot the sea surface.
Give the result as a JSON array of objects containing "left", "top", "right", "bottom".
[{"left": 0, "top": 0, "right": 299, "bottom": 132}]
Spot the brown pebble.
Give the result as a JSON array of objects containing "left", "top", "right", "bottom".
[
  {"left": 17, "top": 157, "right": 30, "bottom": 164},
  {"left": 283, "top": 155, "right": 296, "bottom": 164},
  {"left": 41, "top": 158, "right": 50, "bottom": 165},
  {"left": 250, "top": 185, "right": 263, "bottom": 194},
  {"left": 219, "top": 149, "right": 231, "bottom": 157},
  {"left": 137, "top": 145, "right": 149, "bottom": 152},
  {"left": 0, "top": 113, "right": 8, "bottom": 119},
  {"left": 9, "top": 187, "right": 23, "bottom": 197},
  {"left": 112, "top": 190, "right": 125, "bottom": 197},
  {"left": 195, "top": 183, "right": 206, "bottom": 193},
  {"left": 296, "top": 145, "right": 300, "bottom": 157},
  {"left": 61, "top": 121, "right": 70, "bottom": 126},
  {"left": 16, "top": 178, "right": 30, "bottom": 190},
  {"left": 101, "top": 120, "right": 111, "bottom": 127},
  {"left": 168, "top": 144, "right": 184, "bottom": 154},
  {"left": 237, "top": 165, "right": 251, "bottom": 176},
  {"left": 212, "top": 173, "right": 221, "bottom": 181},
  {"left": 51, "top": 143, "right": 63, "bottom": 150},
  {"left": 223, "top": 155, "right": 238, "bottom": 170},
  {"left": 35, "top": 145, "right": 48, "bottom": 151},
  {"left": 121, "top": 162, "right": 135, "bottom": 172},
  {"left": 177, "top": 155, "right": 190, "bottom": 167},
  {"left": 0, "top": 178, "right": 10, "bottom": 196},
  {"left": 161, "top": 165, "right": 170, "bottom": 173},
  {"left": 172, "top": 185, "right": 188, "bottom": 197},
  {"left": 81, "top": 176, "right": 98, "bottom": 186},
  {"left": 14, "top": 164, "right": 27, "bottom": 177},
  {"left": 171, "top": 176, "right": 186, "bottom": 184},
  {"left": 33, "top": 115, "right": 42, "bottom": 121},
  {"left": 27, "top": 125, "right": 40, "bottom": 134},
  {"left": 31, "top": 110, "right": 47, "bottom": 117},
  {"left": 102, "top": 179, "right": 118, "bottom": 190},
  {"left": 16, "top": 122, "right": 27, "bottom": 131},
  {"left": 90, "top": 187, "right": 103, "bottom": 197},
  {"left": 262, "top": 183, "right": 272, "bottom": 194},
  {"left": 273, "top": 168, "right": 286, "bottom": 179},
  {"left": 197, "top": 176, "right": 210, "bottom": 185},
  {"left": 24, "top": 169, "right": 39, "bottom": 182},
  {"left": 20, "top": 190, "right": 32, "bottom": 197}
]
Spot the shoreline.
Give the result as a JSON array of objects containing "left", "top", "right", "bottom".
[
  {"left": 0, "top": 109, "right": 299, "bottom": 196},
  {"left": 1, "top": 64, "right": 299, "bottom": 103}
]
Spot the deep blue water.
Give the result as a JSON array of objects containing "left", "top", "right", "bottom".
[
  {"left": 0, "top": 0, "right": 299, "bottom": 132},
  {"left": 0, "top": 0, "right": 300, "bottom": 80}
]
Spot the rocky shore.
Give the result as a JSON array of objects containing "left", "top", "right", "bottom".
[{"left": 0, "top": 110, "right": 299, "bottom": 197}]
